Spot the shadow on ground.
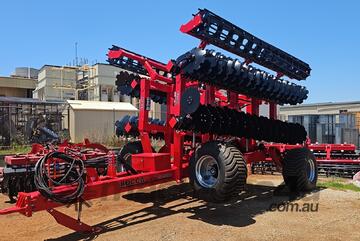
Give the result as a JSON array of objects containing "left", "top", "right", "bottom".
[{"left": 46, "top": 182, "right": 323, "bottom": 241}]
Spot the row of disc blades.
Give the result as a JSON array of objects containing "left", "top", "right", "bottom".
[
  {"left": 116, "top": 71, "right": 167, "bottom": 104},
  {"left": 115, "top": 115, "right": 165, "bottom": 139},
  {"left": 173, "top": 48, "right": 308, "bottom": 105},
  {"left": 186, "top": 9, "right": 311, "bottom": 80},
  {"left": 175, "top": 105, "right": 307, "bottom": 144}
]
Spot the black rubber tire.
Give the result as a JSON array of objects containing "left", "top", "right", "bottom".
[
  {"left": 282, "top": 147, "right": 318, "bottom": 192},
  {"left": 189, "top": 141, "right": 247, "bottom": 202},
  {"left": 117, "top": 141, "right": 144, "bottom": 172}
]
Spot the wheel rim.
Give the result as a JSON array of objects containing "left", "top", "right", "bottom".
[
  {"left": 306, "top": 158, "right": 316, "bottom": 182},
  {"left": 195, "top": 155, "right": 219, "bottom": 188}
]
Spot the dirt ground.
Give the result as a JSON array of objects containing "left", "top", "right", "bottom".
[{"left": 0, "top": 174, "right": 359, "bottom": 241}]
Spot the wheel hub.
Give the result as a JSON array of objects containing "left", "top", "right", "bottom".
[{"left": 195, "top": 155, "right": 219, "bottom": 188}]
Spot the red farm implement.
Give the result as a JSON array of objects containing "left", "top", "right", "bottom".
[
  {"left": 0, "top": 139, "right": 109, "bottom": 202},
  {"left": 0, "top": 8, "right": 331, "bottom": 233},
  {"left": 264, "top": 143, "right": 360, "bottom": 177}
]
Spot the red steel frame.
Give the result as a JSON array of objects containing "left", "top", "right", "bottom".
[
  {"left": 179, "top": 11, "right": 360, "bottom": 168},
  {"left": 3, "top": 139, "right": 109, "bottom": 166},
  {"left": 0, "top": 49, "right": 183, "bottom": 232},
  {"left": 2, "top": 12, "right": 358, "bottom": 234},
  {"left": 264, "top": 143, "right": 360, "bottom": 163},
  {"left": 0, "top": 44, "right": 276, "bottom": 233}
]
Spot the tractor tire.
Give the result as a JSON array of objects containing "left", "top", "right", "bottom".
[
  {"left": 189, "top": 141, "right": 247, "bottom": 202},
  {"left": 117, "top": 141, "right": 144, "bottom": 172},
  {"left": 282, "top": 147, "right": 318, "bottom": 192}
]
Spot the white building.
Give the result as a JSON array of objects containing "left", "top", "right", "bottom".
[
  {"left": 33, "top": 64, "right": 125, "bottom": 102},
  {"left": 33, "top": 65, "right": 77, "bottom": 100},
  {"left": 78, "top": 63, "right": 122, "bottom": 102},
  {"left": 64, "top": 100, "right": 138, "bottom": 142},
  {"left": 280, "top": 101, "right": 360, "bottom": 146},
  {"left": 33, "top": 63, "right": 164, "bottom": 119}
]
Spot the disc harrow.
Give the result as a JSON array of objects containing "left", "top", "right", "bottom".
[
  {"left": 180, "top": 8, "right": 311, "bottom": 80},
  {"left": 173, "top": 48, "right": 308, "bottom": 105},
  {"left": 115, "top": 115, "right": 165, "bottom": 139},
  {"left": 312, "top": 146, "right": 360, "bottom": 177},
  {"left": 0, "top": 8, "right": 320, "bottom": 234},
  {"left": 175, "top": 104, "right": 307, "bottom": 144},
  {"left": 0, "top": 140, "right": 109, "bottom": 202},
  {"left": 116, "top": 71, "right": 167, "bottom": 104}
]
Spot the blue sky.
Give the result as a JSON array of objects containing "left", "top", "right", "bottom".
[{"left": 0, "top": 0, "right": 359, "bottom": 103}]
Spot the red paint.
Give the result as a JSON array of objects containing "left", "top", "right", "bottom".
[
  {"left": 180, "top": 14, "right": 203, "bottom": 33},
  {"left": 132, "top": 153, "right": 171, "bottom": 172}
]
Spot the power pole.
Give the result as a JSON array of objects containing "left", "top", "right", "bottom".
[{"left": 75, "top": 42, "right": 78, "bottom": 66}]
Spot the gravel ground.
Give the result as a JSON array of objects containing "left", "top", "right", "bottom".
[{"left": 0, "top": 174, "right": 359, "bottom": 241}]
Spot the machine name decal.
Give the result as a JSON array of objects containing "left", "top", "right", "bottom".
[{"left": 119, "top": 177, "right": 145, "bottom": 188}]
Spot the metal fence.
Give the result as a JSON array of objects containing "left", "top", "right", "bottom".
[
  {"left": 0, "top": 97, "right": 168, "bottom": 147},
  {"left": 0, "top": 99, "right": 66, "bottom": 147}
]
